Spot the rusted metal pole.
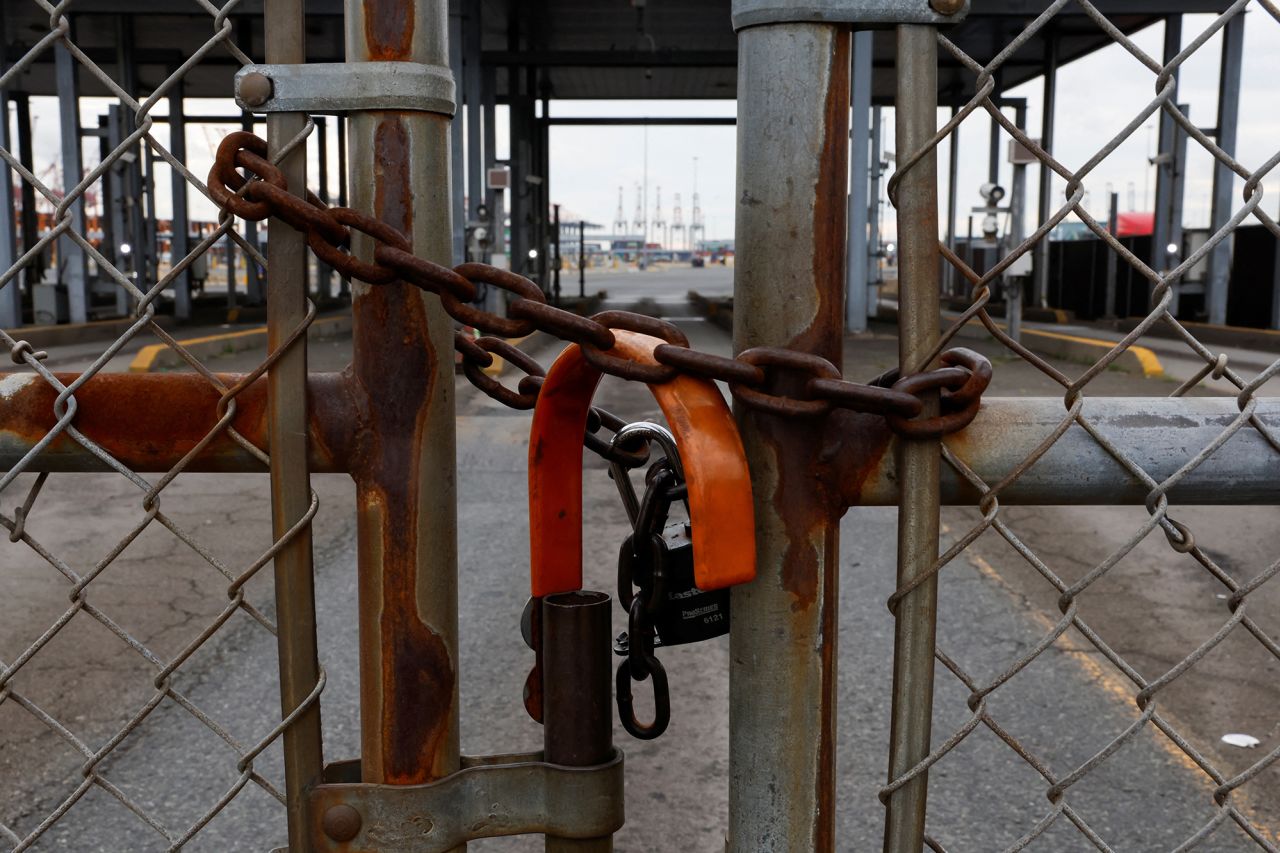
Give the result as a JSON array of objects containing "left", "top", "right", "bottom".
[
  {"left": 264, "top": 0, "right": 324, "bottom": 848},
  {"left": 883, "top": 24, "right": 941, "bottom": 853},
  {"left": 344, "top": 0, "right": 461, "bottom": 804},
  {"left": 542, "top": 591, "right": 614, "bottom": 852},
  {"left": 729, "top": 21, "right": 849, "bottom": 852}
]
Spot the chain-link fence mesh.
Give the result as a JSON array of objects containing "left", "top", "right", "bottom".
[
  {"left": 0, "top": 2, "right": 322, "bottom": 849},
  {"left": 883, "top": 1, "right": 1280, "bottom": 848}
]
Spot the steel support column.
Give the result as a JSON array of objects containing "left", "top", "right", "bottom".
[
  {"left": 243, "top": 111, "right": 263, "bottom": 305},
  {"left": 846, "top": 29, "right": 872, "bottom": 333},
  {"left": 883, "top": 24, "right": 941, "bottom": 853},
  {"left": 55, "top": 32, "right": 88, "bottom": 323},
  {"left": 448, "top": 0, "right": 466, "bottom": 263},
  {"left": 729, "top": 21, "right": 849, "bottom": 852},
  {"left": 15, "top": 94, "right": 42, "bottom": 290},
  {"left": 164, "top": 71, "right": 191, "bottom": 320},
  {"left": 945, "top": 105, "right": 959, "bottom": 299},
  {"left": 465, "top": 1, "right": 483, "bottom": 224},
  {"left": 345, "top": 0, "right": 460, "bottom": 812},
  {"left": 1150, "top": 15, "right": 1181, "bottom": 287},
  {"left": 1033, "top": 31, "right": 1057, "bottom": 309},
  {"left": 264, "top": 0, "right": 323, "bottom": 848},
  {"left": 0, "top": 61, "right": 20, "bottom": 327},
  {"left": 1205, "top": 10, "right": 1243, "bottom": 325},
  {"left": 314, "top": 115, "right": 331, "bottom": 301},
  {"left": 1007, "top": 103, "right": 1027, "bottom": 343}
]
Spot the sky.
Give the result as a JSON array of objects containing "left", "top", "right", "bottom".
[{"left": 9, "top": 11, "right": 1279, "bottom": 248}]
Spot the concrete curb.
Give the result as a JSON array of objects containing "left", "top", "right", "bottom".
[
  {"left": 128, "top": 314, "right": 353, "bottom": 372},
  {"left": 5, "top": 315, "right": 177, "bottom": 349}
]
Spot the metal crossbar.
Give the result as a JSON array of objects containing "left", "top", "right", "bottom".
[{"left": 882, "top": 1, "right": 1280, "bottom": 849}]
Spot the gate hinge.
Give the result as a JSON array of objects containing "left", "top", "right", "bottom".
[
  {"left": 307, "top": 750, "right": 625, "bottom": 851},
  {"left": 234, "top": 62, "right": 456, "bottom": 116},
  {"left": 731, "top": 0, "right": 968, "bottom": 31}
]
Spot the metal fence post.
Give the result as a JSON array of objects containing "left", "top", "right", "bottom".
[
  {"left": 883, "top": 23, "right": 941, "bottom": 853},
  {"left": 264, "top": 1, "right": 325, "bottom": 848},
  {"left": 344, "top": 0, "right": 461, "bottom": 801},
  {"left": 729, "top": 20, "right": 849, "bottom": 852}
]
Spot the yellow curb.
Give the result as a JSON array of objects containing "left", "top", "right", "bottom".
[
  {"left": 479, "top": 333, "right": 533, "bottom": 377},
  {"left": 1021, "top": 327, "right": 1164, "bottom": 377},
  {"left": 129, "top": 316, "right": 349, "bottom": 373}
]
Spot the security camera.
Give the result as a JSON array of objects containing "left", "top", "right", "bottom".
[{"left": 979, "top": 182, "right": 1006, "bottom": 205}]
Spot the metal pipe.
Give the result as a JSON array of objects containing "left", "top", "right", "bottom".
[
  {"left": 883, "top": 24, "right": 940, "bottom": 853},
  {"left": 264, "top": 1, "right": 324, "bottom": 847},
  {"left": 315, "top": 115, "right": 331, "bottom": 301},
  {"left": 826, "top": 396, "right": 1280, "bottom": 507},
  {"left": 345, "top": 0, "right": 461, "bottom": 802},
  {"left": 0, "top": 371, "right": 356, "bottom": 474},
  {"left": 16, "top": 93, "right": 43, "bottom": 290},
  {"left": 542, "top": 590, "right": 614, "bottom": 852},
  {"left": 448, "top": 0, "right": 466, "bottom": 263},
  {"left": 846, "top": 29, "right": 872, "bottom": 333},
  {"left": 729, "top": 21, "right": 849, "bottom": 852},
  {"left": 1205, "top": 10, "right": 1244, "bottom": 325},
  {"left": 1006, "top": 103, "right": 1027, "bottom": 344}
]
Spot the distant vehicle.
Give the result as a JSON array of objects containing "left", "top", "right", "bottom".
[{"left": 691, "top": 255, "right": 706, "bottom": 268}]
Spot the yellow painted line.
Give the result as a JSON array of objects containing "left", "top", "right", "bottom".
[
  {"left": 948, "top": 526, "right": 1280, "bottom": 845},
  {"left": 973, "top": 316, "right": 1164, "bottom": 378},
  {"left": 1022, "top": 327, "right": 1164, "bottom": 377},
  {"left": 129, "top": 316, "right": 348, "bottom": 373}
]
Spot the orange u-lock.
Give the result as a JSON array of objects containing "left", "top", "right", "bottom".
[{"left": 528, "top": 330, "right": 756, "bottom": 598}]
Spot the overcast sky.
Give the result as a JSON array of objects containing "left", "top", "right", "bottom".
[{"left": 11, "top": 11, "right": 1278, "bottom": 248}]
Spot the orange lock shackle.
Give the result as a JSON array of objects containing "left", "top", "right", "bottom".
[{"left": 528, "top": 330, "right": 756, "bottom": 598}]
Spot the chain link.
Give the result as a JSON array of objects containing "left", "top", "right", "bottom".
[{"left": 209, "top": 134, "right": 993, "bottom": 435}]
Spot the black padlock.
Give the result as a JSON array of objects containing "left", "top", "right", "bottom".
[{"left": 651, "top": 522, "right": 730, "bottom": 646}]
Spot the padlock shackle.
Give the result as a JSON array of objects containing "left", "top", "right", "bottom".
[{"left": 528, "top": 330, "right": 756, "bottom": 598}]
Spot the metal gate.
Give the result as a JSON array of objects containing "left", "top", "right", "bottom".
[{"left": 2, "top": 0, "right": 1278, "bottom": 850}]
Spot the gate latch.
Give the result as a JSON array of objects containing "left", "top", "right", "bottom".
[{"left": 235, "top": 62, "right": 456, "bottom": 116}]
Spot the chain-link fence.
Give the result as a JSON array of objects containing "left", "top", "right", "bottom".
[
  {"left": 0, "top": 2, "right": 322, "bottom": 849},
  {"left": 881, "top": 1, "right": 1280, "bottom": 848}
]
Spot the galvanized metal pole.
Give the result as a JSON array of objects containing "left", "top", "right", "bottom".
[
  {"left": 542, "top": 591, "right": 614, "bottom": 852},
  {"left": 869, "top": 104, "right": 883, "bottom": 307},
  {"left": 1205, "top": 10, "right": 1243, "bottom": 326},
  {"left": 242, "top": 112, "right": 264, "bottom": 305},
  {"left": 729, "top": 21, "right": 849, "bottom": 853},
  {"left": 264, "top": 0, "right": 324, "bottom": 849},
  {"left": 345, "top": 0, "right": 460, "bottom": 804},
  {"left": 314, "top": 116, "right": 331, "bottom": 302},
  {"left": 846, "top": 29, "right": 872, "bottom": 333},
  {"left": 883, "top": 24, "right": 941, "bottom": 853}
]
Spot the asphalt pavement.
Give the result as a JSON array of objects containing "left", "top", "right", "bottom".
[{"left": 3, "top": 266, "right": 1277, "bottom": 851}]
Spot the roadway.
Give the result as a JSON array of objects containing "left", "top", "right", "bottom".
[{"left": 2, "top": 265, "right": 1277, "bottom": 850}]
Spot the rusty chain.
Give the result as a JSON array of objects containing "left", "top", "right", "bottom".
[{"left": 209, "top": 131, "right": 991, "bottom": 435}]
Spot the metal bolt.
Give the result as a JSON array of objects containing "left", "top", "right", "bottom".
[
  {"left": 929, "top": 0, "right": 964, "bottom": 14},
  {"left": 238, "top": 72, "right": 273, "bottom": 107},
  {"left": 321, "top": 804, "right": 362, "bottom": 842}
]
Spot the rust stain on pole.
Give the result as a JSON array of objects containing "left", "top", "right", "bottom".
[
  {"left": 350, "top": 116, "right": 455, "bottom": 783},
  {"left": 363, "top": 0, "right": 414, "bottom": 60}
]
